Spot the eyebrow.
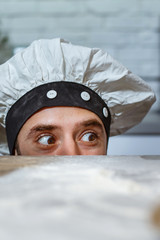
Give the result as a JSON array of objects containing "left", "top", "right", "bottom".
[
  {"left": 26, "top": 119, "right": 104, "bottom": 140},
  {"left": 26, "top": 125, "right": 58, "bottom": 140},
  {"left": 80, "top": 119, "right": 104, "bottom": 130}
]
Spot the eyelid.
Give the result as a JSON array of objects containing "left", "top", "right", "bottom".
[
  {"left": 36, "top": 133, "right": 56, "bottom": 146},
  {"left": 79, "top": 130, "right": 99, "bottom": 141},
  {"left": 36, "top": 133, "right": 53, "bottom": 141}
]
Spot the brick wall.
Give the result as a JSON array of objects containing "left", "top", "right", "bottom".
[{"left": 0, "top": 0, "right": 160, "bottom": 111}]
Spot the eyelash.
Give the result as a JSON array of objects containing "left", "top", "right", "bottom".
[
  {"left": 80, "top": 131, "right": 99, "bottom": 142},
  {"left": 35, "top": 130, "right": 99, "bottom": 148},
  {"left": 36, "top": 133, "right": 56, "bottom": 144}
]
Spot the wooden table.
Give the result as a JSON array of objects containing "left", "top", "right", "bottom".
[{"left": 0, "top": 155, "right": 160, "bottom": 240}]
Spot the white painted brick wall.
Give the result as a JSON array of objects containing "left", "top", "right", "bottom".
[{"left": 0, "top": 0, "right": 160, "bottom": 112}]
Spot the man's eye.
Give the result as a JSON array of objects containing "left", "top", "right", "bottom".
[
  {"left": 81, "top": 132, "right": 97, "bottom": 142},
  {"left": 38, "top": 135, "right": 55, "bottom": 145}
]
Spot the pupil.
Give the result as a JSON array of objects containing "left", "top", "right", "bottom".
[
  {"left": 89, "top": 134, "right": 95, "bottom": 141},
  {"left": 47, "top": 137, "right": 54, "bottom": 144}
]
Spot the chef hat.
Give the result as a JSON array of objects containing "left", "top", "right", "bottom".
[{"left": 0, "top": 38, "right": 156, "bottom": 155}]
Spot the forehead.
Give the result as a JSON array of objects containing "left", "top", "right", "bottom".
[{"left": 20, "top": 106, "right": 105, "bottom": 130}]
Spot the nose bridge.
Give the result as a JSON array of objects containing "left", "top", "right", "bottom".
[{"left": 58, "top": 134, "right": 80, "bottom": 155}]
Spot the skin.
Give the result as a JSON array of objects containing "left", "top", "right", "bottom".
[{"left": 15, "top": 106, "right": 107, "bottom": 156}]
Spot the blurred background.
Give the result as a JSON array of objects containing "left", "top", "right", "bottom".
[{"left": 0, "top": 0, "right": 159, "bottom": 155}]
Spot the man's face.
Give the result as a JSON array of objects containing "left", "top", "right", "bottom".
[{"left": 15, "top": 107, "right": 107, "bottom": 155}]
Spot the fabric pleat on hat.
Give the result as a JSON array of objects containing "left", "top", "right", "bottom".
[{"left": 0, "top": 38, "right": 156, "bottom": 155}]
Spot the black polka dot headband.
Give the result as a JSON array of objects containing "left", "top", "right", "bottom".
[{"left": 6, "top": 81, "right": 111, "bottom": 154}]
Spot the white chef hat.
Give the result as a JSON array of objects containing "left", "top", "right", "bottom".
[{"left": 0, "top": 38, "right": 156, "bottom": 155}]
